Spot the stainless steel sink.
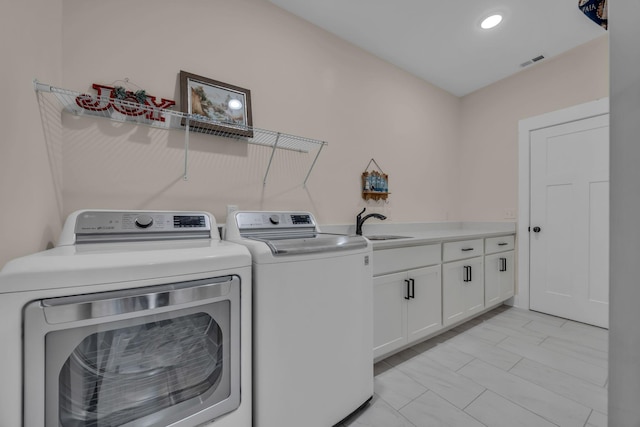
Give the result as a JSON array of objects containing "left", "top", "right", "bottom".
[{"left": 365, "top": 235, "right": 413, "bottom": 241}]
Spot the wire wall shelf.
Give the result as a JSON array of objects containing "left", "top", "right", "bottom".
[{"left": 34, "top": 81, "right": 327, "bottom": 184}]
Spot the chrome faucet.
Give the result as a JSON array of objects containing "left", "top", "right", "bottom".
[{"left": 355, "top": 208, "right": 387, "bottom": 235}]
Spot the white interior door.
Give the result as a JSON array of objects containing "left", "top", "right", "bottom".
[{"left": 530, "top": 113, "right": 609, "bottom": 328}]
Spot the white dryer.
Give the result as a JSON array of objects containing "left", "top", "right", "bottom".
[
  {"left": 0, "top": 210, "right": 252, "bottom": 427},
  {"left": 226, "top": 211, "right": 373, "bottom": 427}
]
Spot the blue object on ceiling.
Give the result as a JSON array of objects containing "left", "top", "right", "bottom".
[{"left": 579, "top": 0, "right": 608, "bottom": 30}]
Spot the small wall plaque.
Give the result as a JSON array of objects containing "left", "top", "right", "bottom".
[{"left": 362, "top": 158, "right": 389, "bottom": 201}]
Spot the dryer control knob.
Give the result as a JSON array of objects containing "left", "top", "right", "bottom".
[
  {"left": 269, "top": 215, "right": 280, "bottom": 225},
  {"left": 135, "top": 215, "right": 154, "bottom": 228}
]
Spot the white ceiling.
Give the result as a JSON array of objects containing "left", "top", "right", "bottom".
[{"left": 268, "top": 0, "right": 607, "bottom": 97}]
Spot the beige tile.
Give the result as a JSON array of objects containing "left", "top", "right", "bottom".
[
  {"left": 561, "top": 319, "right": 608, "bottom": 341},
  {"left": 374, "top": 368, "right": 427, "bottom": 410},
  {"left": 465, "top": 390, "right": 557, "bottom": 427},
  {"left": 422, "top": 343, "right": 474, "bottom": 372},
  {"left": 499, "top": 308, "right": 567, "bottom": 327},
  {"left": 447, "top": 332, "right": 522, "bottom": 371},
  {"left": 540, "top": 336, "right": 608, "bottom": 368},
  {"left": 586, "top": 410, "right": 608, "bottom": 427},
  {"left": 396, "top": 355, "right": 485, "bottom": 409},
  {"left": 484, "top": 312, "right": 530, "bottom": 329},
  {"left": 350, "top": 306, "right": 608, "bottom": 427},
  {"left": 459, "top": 359, "right": 591, "bottom": 427},
  {"left": 399, "top": 391, "right": 485, "bottom": 427},
  {"left": 509, "top": 358, "right": 608, "bottom": 414},
  {"left": 463, "top": 323, "right": 509, "bottom": 344},
  {"left": 524, "top": 320, "right": 608, "bottom": 352},
  {"left": 498, "top": 336, "right": 608, "bottom": 386},
  {"left": 480, "top": 320, "right": 546, "bottom": 344}
]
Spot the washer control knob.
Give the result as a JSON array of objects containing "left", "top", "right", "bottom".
[
  {"left": 269, "top": 214, "right": 280, "bottom": 225},
  {"left": 135, "top": 214, "right": 154, "bottom": 228}
]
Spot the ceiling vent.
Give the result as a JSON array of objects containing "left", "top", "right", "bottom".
[{"left": 520, "top": 55, "right": 545, "bottom": 68}]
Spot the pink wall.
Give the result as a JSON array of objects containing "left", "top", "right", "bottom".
[
  {"left": 0, "top": 1, "right": 609, "bottom": 268},
  {"left": 459, "top": 35, "right": 609, "bottom": 221},
  {"left": 0, "top": 0, "right": 63, "bottom": 268},
  {"left": 59, "top": 0, "right": 461, "bottom": 230}
]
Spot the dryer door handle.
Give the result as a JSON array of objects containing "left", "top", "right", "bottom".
[{"left": 39, "top": 275, "right": 238, "bottom": 324}]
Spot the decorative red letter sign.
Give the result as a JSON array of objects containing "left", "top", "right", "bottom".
[{"left": 75, "top": 84, "right": 176, "bottom": 122}]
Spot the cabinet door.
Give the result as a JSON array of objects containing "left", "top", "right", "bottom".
[
  {"left": 406, "top": 266, "right": 442, "bottom": 342},
  {"left": 485, "top": 251, "right": 515, "bottom": 306},
  {"left": 498, "top": 251, "right": 515, "bottom": 301},
  {"left": 373, "top": 271, "right": 408, "bottom": 359},
  {"left": 485, "top": 253, "right": 502, "bottom": 306},
  {"left": 443, "top": 258, "right": 484, "bottom": 326}
]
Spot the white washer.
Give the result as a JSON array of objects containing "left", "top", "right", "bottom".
[
  {"left": 0, "top": 210, "right": 252, "bottom": 427},
  {"left": 226, "top": 211, "right": 373, "bottom": 427}
]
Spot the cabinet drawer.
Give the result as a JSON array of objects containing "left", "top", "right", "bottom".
[
  {"left": 373, "top": 244, "right": 440, "bottom": 276},
  {"left": 485, "top": 235, "right": 515, "bottom": 254},
  {"left": 443, "top": 239, "right": 483, "bottom": 262}
]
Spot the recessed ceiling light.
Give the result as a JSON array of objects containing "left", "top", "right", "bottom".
[{"left": 481, "top": 14, "right": 503, "bottom": 29}]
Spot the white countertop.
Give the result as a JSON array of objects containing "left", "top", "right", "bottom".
[{"left": 320, "top": 221, "right": 516, "bottom": 249}]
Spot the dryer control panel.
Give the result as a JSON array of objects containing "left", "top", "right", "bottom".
[{"left": 60, "top": 210, "right": 214, "bottom": 245}]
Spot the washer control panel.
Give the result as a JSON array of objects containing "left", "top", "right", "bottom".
[
  {"left": 235, "top": 211, "right": 316, "bottom": 231},
  {"left": 70, "top": 211, "right": 212, "bottom": 243}
]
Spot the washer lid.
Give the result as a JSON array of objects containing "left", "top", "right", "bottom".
[{"left": 247, "top": 233, "right": 367, "bottom": 256}]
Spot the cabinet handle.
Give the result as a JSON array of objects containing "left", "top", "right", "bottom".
[
  {"left": 409, "top": 278, "right": 415, "bottom": 299},
  {"left": 461, "top": 248, "right": 474, "bottom": 252},
  {"left": 404, "top": 279, "right": 411, "bottom": 300},
  {"left": 498, "top": 242, "right": 508, "bottom": 246},
  {"left": 463, "top": 265, "right": 472, "bottom": 282},
  {"left": 499, "top": 257, "right": 507, "bottom": 272}
]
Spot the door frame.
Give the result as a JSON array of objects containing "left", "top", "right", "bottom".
[{"left": 516, "top": 98, "right": 609, "bottom": 310}]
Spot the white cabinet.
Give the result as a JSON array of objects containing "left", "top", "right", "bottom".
[
  {"left": 484, "top": 235, "right": 515, "bottom": 306},
  {"left": 442, "top": 257, "right": 484, "bottom": 326},
  {"left": 372, "top": 244, "right": 441, "bottom": 360},
  {"left": 373, "top": 271, "right": 407, "bottom": 357},
  {"left": 442, "top": 239, "right": 485, "bottom": 327},
  {"left": 485, "top": 251, "right": 515, "bottom": 305},
  {"left": 373, "top": 265, "right": 441, "bottom": 359},
  {"left": 406, "top": 266, "right": 442, "bottom": 342},
  {"left": 372, "top": 234, "right": 516, "bottom": 360}
]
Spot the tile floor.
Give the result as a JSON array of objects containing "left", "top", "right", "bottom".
[{"left": 339, "top": 305, "right": 608, "bottom": 427}]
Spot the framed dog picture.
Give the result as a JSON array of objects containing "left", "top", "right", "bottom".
[{"left": 179, "top": 71, "right": 253, "bottom": 138}]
